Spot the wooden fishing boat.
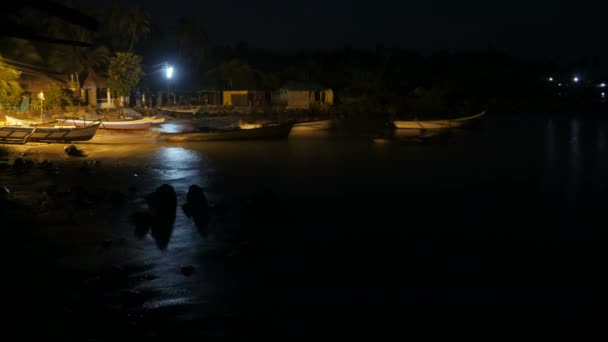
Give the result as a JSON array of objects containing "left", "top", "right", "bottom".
[
  {"left": 159, "top": 106, "right": 200, "bottom": 114},
  {"left": 293, "top": 119, "right": 334, "bottom": 130},
  {"left": 5, "top": 115, "right": 57, "bottom": 126},
  {"left": 57, "top": 117, "right": 157, "bottom": 130},
  {"left": 160, "top": 122, "right": 293, "bottom": 142},
  {"left": 393, "top": 111, "right": 486, "bottom": 129},
  {"left": 0, "top": 122, "right": 100, "bottom": 143}
]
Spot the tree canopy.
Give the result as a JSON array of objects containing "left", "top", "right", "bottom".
[{"left": 108, "top": 52, "right": 144, "bottom": 98}]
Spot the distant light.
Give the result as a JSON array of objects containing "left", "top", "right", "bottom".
[
  {"left": 166, "top": 66, "right": 174, "bottom": 79},
  {"left": 599, "top": 83, "right": 606, "bottom": 88},
  {"left": 602, "top": 92, "right": 606, "bottom": 98},
  {"left": 548, "top": 77, "right": 554, "bottom": 82},
  {"left": 573, "top": 76, "right": 580, "bottom": 83},
  {"left": 558, "top": 83, "right": 562, "bottom": 87}
]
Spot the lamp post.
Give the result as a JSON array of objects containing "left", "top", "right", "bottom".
[
  {"left": 37, "top": 91, "right": 45, "bottom": 121},
  {"left": 165, "top": 62, "right": 173, "bottom": 105}
]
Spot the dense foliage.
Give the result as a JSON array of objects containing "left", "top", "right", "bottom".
[{"left": 108, "top": 52, "right": 144, "bottom": 99}]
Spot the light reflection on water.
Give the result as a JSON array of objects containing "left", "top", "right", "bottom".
[{"left": 154, "top": 147, "right": 205, "bottom": 182}]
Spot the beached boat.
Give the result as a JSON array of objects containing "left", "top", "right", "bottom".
[
  {"left": 160, "top": 122, "right": 293, "bottom": 142},
  {"left": 0, "top": 122, "right": 100, "bottom": 143},
  {"left": 393, "top": 111, "right": 486, "bottom": 129},
  {"left": 238, "top": 123, "right": 263, "bottom": 129},
  {"left": 149, "top": 116, "right": 167, "bottom": 125},
  {"left": 57, "top": 117, "right": 161, "bottom": 130},
  {"left": 5, "top": 115, "right": 57, "bottom": 127},
  {"left": 159, "top": 106, "right": 200, "bottom": 114},
  {"left": 293, "top": 119, "right": 334, "bottom": 130}
]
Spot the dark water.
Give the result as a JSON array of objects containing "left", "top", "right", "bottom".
[{"left": 3, "top": 114, "right": 604, "bottom": 337}]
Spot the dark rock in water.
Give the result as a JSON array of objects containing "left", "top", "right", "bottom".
[
  {"left": 64, "top": 144, "right": 84, "bottom": 157},
  {"left": 180, "top": 266, "right": 196, "bottom": 276},
  {"left": 182, "top": 185, "right": 210, "bottom": 233},
  {"left": 182, "top": 184, "right": 208, "bottom": 218},
  {"left": 144, "top": 185, "right": 177, "bottom": 250},
  {"left": 145, "top": 184, "right": 177, "bottom": 216},
  {"left": 0, "top": 163, "right": 9, "bottom": 171}
]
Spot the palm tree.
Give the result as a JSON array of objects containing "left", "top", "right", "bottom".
[
  {"left": 46, "top": 21, "right": 110, "bottom": 86},
  {"left": 0, "top": 60, "right": 23, "bottom": 111},
  {"left": 0, "top": 38, "right": 44, "bottom": 66},
  {"left": 121, "top": 5, "right": 151, "bottom": 52}
]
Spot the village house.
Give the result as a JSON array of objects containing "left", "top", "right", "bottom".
[
  {"left": 81, "top": 73, "right": 116, "bottom": 109},
  {"left": 272, "top": 83, "right": 334, "bottom": 109},
  {"left": 222, "top": 90, "right": 269, "bottom": 107}
]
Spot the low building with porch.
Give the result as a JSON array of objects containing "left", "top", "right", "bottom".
[
  {"left": 222, "top": 90, "right": 269, "bottom": 107},
  {"left": 272, "top": 84, "right": 334, "bottom": 109},
  {"left": 81, "top": 73, "right": 115, "bottom": 109}
]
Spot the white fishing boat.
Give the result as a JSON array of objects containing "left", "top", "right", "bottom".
[
  {"left": 159, "top": 106, "right": 201, "bottom": 114},
  {"left": 5, "top": 115, "right": 56, "bottom": 127},
  {"left": 57, "top": 117, "right": 163, "bottom": 130},
  {"left": 293, "top": 119, "right": 334, "bottom": 130},
  {"left": 0, "top": 122, "right": 100, "bottom": 143},
  {"left": 393, "top": 111, "right": 486, "bottom": 129}
]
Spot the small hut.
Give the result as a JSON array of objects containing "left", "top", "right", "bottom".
[
  {"left": 81, "top": 73, "right": 114, "bottom": 109},
  {"left": 273, "top": 83, "right": 334, "bottom": 109},
  {"left": 222, "top": 90, "right": 269, "bottom": 107}
]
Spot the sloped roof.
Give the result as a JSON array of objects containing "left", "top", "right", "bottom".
[
  {"left": 82, "top": 72, "right": 110, "bottom": 89},
  {"left": 20, "top": 74, "right": 68, "bottom": 93}
]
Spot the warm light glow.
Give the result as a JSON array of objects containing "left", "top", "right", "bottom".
[{"left": 166, "top": 66, "right": 174, "bottom": 79}]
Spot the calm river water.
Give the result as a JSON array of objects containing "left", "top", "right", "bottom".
[{"left": 2, "top": 113, "right": 603, "bottom": 337}]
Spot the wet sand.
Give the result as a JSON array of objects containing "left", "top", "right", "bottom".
[{"left": 1, "top": 116, "right": 602, "bottom": 338}]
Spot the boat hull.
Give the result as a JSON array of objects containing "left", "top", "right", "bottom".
[
  {"left": 58, "top": 118, "right": 155, "bottom": 130},
  {"left": 160, "top": 123, "right": 293, "bottom": 142},
  {"left": 393, "top": 111, "right": 486, "bottom": 129},
  {"left": 293, "top": 119, "right": 334, "bottom": 130},
  {"left": 0, "top": 123, "right": 100, "bottom": 143},
  {"left": 5, "top": 115, "right": 56, "bottom": 126}
]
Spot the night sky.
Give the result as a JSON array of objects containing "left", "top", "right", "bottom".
[{"left": 97, "top": 0, "right": 608, "bottom": 58}]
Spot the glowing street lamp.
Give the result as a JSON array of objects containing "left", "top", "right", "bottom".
[
  {"left": 599, "top": 83, "right": 606, "bottom": 88},
  {"left": 573, "top": 76, "right": 580, "bottom": 83},
  {"left": 164, "top": 63, "right": 173, "bottom": 105},
  {"left": 548, "top": 77, "right": 554, "bottom": 82}
]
